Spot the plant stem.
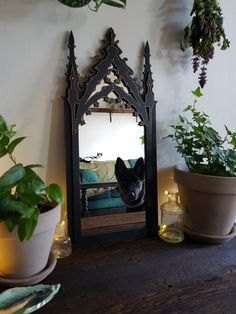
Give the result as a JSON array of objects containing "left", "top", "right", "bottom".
[{"left": 9, "top": 154, "right": 17, "bottom": 165}]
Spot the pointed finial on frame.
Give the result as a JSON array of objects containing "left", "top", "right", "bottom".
[
  {"left": 105, "top": 27, "right": 116, "bottom": 46},
  {"left": 144, "top": 41, "right": 150, "bottom": 58},
  {"left": 68, "top": 31, "right": 75, "bottom": 48},
  {"left": 142, "top": 41, "right": 155, "bottom": 104}
]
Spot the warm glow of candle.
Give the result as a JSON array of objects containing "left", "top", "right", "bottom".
[
  {"left": 54, "top": 221, "right": 66, "bottom": 238},
  {"left": 160, "top": 224, "right": 166, "bottom": 231}
]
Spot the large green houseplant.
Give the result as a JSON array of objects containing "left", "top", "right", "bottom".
[
  {"left": 167, "top": 88, "right": 236, "bottom": 243},
  {"left": 0, "top": 115, "right": 63, "bottom": 280},
  {"left": 168, "top": 87, "right": 236, "bottom": 177},
  {"left": 0, "top": 115, "right": 63, "bottom": 241}
]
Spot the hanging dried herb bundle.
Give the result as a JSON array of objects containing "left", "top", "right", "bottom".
[{"left": 180, "top": 0, "right": 230, "bottom": 88}]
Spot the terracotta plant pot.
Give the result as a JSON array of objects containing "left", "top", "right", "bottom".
[
  {"left": 0, "top": 204, "right": 60, "bottom": 279},
  {"left": 174, "top": 165, "right": 236, "bottom": 243}
]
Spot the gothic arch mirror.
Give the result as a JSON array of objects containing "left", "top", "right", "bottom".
[{"left": 63, "top": 28, "right": 158, "bottom": 246}]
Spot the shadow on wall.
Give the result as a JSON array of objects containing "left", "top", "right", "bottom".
[
  {"left": 79, "top": 30, "right": 105, "bottom": 79},
  {"left": 156, "top": 108, "right": 182, "bottom": 163},
  {"left": 132, "top": 42, "right": 147, "bottom": 85},
  {"left": 150, "top": 0, "right": 192, "bottom": 75},
  {"left": 147, "top": 0, "right": 193, "bottom": 199},
  {"left": 46, "top": 32, "right": 69, "bottom": 219},
  {"left": 78, "top": 28, "right": 145, "bottom": 82}
]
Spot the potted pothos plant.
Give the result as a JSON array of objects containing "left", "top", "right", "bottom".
[
  {"left": 167, "top": 88, "right": 236, "bottom": 243},
  {"left": 0, "top": 115, "right": 63, "bottom": 279},
  {"left": 57, "top": 0, "right": 126, "bottom": 12},
  {"left": 180, "top": 0, "right": 230, "bottom": 88}
]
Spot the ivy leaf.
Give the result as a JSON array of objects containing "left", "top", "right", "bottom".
[
  {"left": 229, "top": 134, "right": 236, "bottom": 149},
  {"left": 225, "top": 125, "right": 232, "bottom": 136},
  {"left": 183, "top": 105, "right": 193, "bottom": 112},
  {"left": 192, "top": 87, "right": 203, "bottom": 97},
  {"left": 139, "top": 135, "right": 144, "bottom": 144}
]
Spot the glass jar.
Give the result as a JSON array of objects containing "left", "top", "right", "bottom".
[
  {"left": 159, "top": 192, "right": 184, "bottom": 243},
  {"left": 52, "top": 216, "right": 72, "bottom": 259}
]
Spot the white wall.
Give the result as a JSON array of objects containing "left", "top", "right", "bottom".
[
  {"left": 79, "top": 113, "right": 144, "bottom": 161},
  {"left": 0, "top": 0, "right": 235, "bottom": 213}
]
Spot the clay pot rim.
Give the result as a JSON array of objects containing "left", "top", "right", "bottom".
[
  {"left": 174, "top": 164, "right": 236, "bottom": 181},
  {"left": 174, "top": 164, "right": 236, "bottom": 194},
  {"left": 0, "top": 203, "right": 61, "bottom": 237}
]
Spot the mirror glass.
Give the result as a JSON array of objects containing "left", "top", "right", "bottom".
[{"left": 78, "top": 94, "right": 145, "bottom": 236}]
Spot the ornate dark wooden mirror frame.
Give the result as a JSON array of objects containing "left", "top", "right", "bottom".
[{"left": 63, "top": 28, "right": 158, "bottom": 246}]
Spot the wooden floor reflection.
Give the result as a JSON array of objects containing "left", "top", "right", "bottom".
[{"left": 81, "top": 211, "right": 146, "bottom": 235}]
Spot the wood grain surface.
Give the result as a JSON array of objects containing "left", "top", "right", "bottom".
[{"left": 12, "top": 237, "right": 236, "bottom": 313}]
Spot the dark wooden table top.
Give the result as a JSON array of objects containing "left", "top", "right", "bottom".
[{"left": 10, "top": 236, "right": 236, "bottom": 313}]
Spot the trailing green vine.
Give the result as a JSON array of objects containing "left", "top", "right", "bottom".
[
  {"left": 57, "top": 0, "right": 126, "bottom": 11},
  {"left": 180, "top": 0, "right": 230, "bottom": 88},
  {"left": 166, "top": 88, "right": 236, "bottom": 177}
]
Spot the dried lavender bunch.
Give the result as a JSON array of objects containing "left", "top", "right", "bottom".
[{"left": 180, "top": 0, "right": 230, "bottom": 88}]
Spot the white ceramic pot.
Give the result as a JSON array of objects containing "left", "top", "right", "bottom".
[{"left": 0, "top": 204, "right": 60, "bottom": 279}]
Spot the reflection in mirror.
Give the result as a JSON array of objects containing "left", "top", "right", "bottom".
[{"left": 79, "top": 98, "right": 145, "bottom": 236}]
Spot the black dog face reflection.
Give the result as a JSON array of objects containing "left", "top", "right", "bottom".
[{"left": 115, "top": 157, "right": 145, "bottom": 210}]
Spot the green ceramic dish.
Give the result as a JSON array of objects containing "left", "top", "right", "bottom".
[{"left": 0, "top": 284, "right": 60, "bottom": 314}]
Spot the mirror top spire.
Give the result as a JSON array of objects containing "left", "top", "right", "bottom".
[{"left": 64, "top": 28, "right": 156, "bottom": 129}]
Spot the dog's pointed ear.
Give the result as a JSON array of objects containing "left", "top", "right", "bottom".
[
  {"left": 115, "top": 157, "right": 127, "bottom": 179},
  {"left": 134, "top": 157, "right": 145, "bottom": 180}
]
